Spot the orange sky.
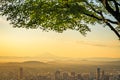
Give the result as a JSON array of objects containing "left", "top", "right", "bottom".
[{"left": 0, "top": 17, "right": 120, "bottom": 59}]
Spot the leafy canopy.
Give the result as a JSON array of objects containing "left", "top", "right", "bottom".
[{"left": 0, "top": 0, "right": 120, "bottom": 38}]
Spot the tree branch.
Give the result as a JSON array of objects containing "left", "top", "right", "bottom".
[
  {"left": 83, "top": 13, "right": 102, "bottom": 21},
  {"left": 96, "top": 10, "right": 120, "bottom": 39},
  {"left": 84, "top": 10, "right": 120, "bottom": 39},
  {"left": 85, "top": 1, "right": 100, "bottom": 14},
  {"left": 99, "top": 0, "right": 120, "bottom": 22},
  {"left": 106, "top": 19, "right": 118, "bottom": 24},
  {"left": 106, "top": 22, "right": 120, "bottom": 40},
  {"left": 85, "top": 1, "right": 119, "bottom": 25},
  {"left": 117, "top": 2, "right": 120, "bottom": 6},
  {"left": 112, "top": 0, "right": 119, "bottom": 13}
]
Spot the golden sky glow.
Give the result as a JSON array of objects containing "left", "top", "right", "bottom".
[{"left": 0, "top": 17, "right": 120, "bottom": 60}]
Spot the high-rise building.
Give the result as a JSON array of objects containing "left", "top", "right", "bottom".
[
  {"left": 55, "top": 70, "right": 61, "bottom": 80},
  {"left": 19, "top": 67, "right": 23, "bottom": 80},
  {"left": 117, "top": 74, "right": 120, "bottom": 80},
  {"left": 71, "top": 72, "right": 75, "bottom": 77},
  {"left": 101, "top": 70, "right": 105, "bottom": 80},
  {"left": 96, "top": 68, "right": 100, "bottom": 80},
  {"left": 89, "top": 72, "right": 95, "bottom": 80},
  {"left": 70, "top": 72, "right": 76, "bottom": 80},
  {"left": 63, "top": 72, "right": 69, "bottom": 80},
  {"left": 77, "top": 73, "right": 83, "bottom": 80},
  {"left": 104, "top": 75, "right": 109, "bottom": 80}
]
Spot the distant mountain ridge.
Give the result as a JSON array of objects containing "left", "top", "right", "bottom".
[
  {"left": 22, "top": 61, "right": 46, "bottom": 64},
  {"left": 0, "top": 54, "right": 120, "bottom": 62}
]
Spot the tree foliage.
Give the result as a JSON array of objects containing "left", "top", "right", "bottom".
[{"left": 0, "top": 0, "right": 120, "bottom": 39}]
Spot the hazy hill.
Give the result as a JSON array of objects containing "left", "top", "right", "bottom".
[
  {"left": 0, "top": 55, "right": 120, "bottom": 62},
  {"left": 22, "top": 61, "right": 46, "bottom": 64},
  {"left": 0, "top": 60, "right": 120, "bottom": 73}
]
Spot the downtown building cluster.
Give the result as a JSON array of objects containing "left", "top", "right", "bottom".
[{"left": 0, "top": 67, "right": 120, "bottom": 80}]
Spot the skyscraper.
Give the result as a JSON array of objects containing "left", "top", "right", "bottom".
[
  {"left": 77, "top": 73, "right": 83, "bottom": 80},
  {"left": 101, "top": 70, "right": 105, "bottom": 80},
  {"left": 55, "top": 70, "right": 61, "bottom": 80},
  {"left": 70, "top": 72, "right": 76, "bottom": 80},
  {"left": 63, "top": 72, "right": 69, "bottom": 80},
  {"left": 97, "top": 68, "right": 100, "bottom": 80},
  {"left": 19, "top": 67, "right": 23, "bottom": 80},
  {"left": 71, "top": 72, "right": 75, "bottom": 77}
]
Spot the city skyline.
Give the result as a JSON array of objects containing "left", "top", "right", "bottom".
[{"left": 0, "top": 62, "right": 120, "bottom": 80}]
